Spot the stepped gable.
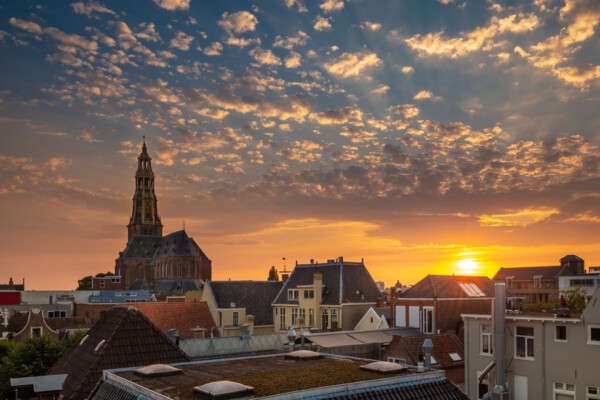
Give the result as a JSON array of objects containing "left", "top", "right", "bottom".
[
  {"left": 273, "top": 261, "right": 381, "bottom": 305},
  {"left": 208, "top": 281, "right": 283, "bottom": 326},
  {"left": 48, "top": 307, "right": 189, "bottom": 400},
  {"left": 399, "top": 275, "right": 495, "bottom": 299}
]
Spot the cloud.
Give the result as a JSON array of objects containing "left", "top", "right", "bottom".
[
  {"left": 71, "top": 1, "right": 115, "bottom": 17},
  {"left": 320, "top": 0, "right": 344, "bottom": 13},
  {"left": 284, "top": 0, "right": 308, "bottom": 12},
  {"left": 203, "top": 42, "right": 223, "bottom": 56},
  {"left": 400, "top": 66, "right": 415, "bottom": 75},
  {"left": 170, "top": 31, "right": 194, "bottom": 51},
  {"left": 323, "top": 50, "right": 383, "bottom": 78},
  {"left": 413, "top": 90, "right": 443, "bottom": 101},
  {"left": 9, "top": 17, "right": 43, "bottom": 35},
  {"left": 309, "top": 107, "right": 363, "bottom": 125},
  {"left": 361, "top": 21, "right": 382, "bottom": 31},
  {"left": 284, "top": 51, "right": 302, "bottom": 68},
  {"left": 479, "top": 208, "right": 559, "bottom": 227},
  {"left": 314, "top": 16, "right": 333, "bottom": 32},
  {"left": 219, "top": 11, "right": 259, "bottom": 34},
  {"left": 153, "top": 0, "right": 190, "bottom": 11},
  {"left": 387, "top": 104, "right": 420, "bottom": 119},
  {"left": 277, "top": 140, "right": 324, "bottom": 163},
  {"left": 272, "top": 31, "right": 310, "bottom": 50},
  {"left": 403, "top": 13, "right": 540, "bottom": 58},
  {"left": 195, "top": 107, "right": 230, "bottom": 120},
  {"left": 371, "top": 84, "right": 390, "bottom": 94},
  {"left": 249, "top": 47, "right": 282, "bottom": 66},
  {"left": 225, "top": 36, "right": 261, "bottom": 48}
]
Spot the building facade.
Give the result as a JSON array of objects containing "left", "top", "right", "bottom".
[{"left": 463, "top": 287, "right": 600, "bottom": 400}]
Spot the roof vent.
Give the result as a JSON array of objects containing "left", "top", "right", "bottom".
[
  {"left": 284, "top": 350, "right": 321, "bottom": 360},
  {"left": 327, "top": 259, "right": 334, "bottom": 263},
  {"left": 193, "top": 381, "right": 254, "bottom": 398},
  {"left": 135, "top": 364, "right": 183, "bottom": 378},
  {"left": 360, "top": 361, "right": 407, "bottom": 373},
  {"left": 94, "top": 339, "right": 106, "bottom": 352}
]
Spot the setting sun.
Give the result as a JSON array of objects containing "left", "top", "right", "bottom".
[{"left": 457, "top": 258, "right": 480, "bottom": 275}]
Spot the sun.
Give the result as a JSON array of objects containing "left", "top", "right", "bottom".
[{"left": 457, "top": 258, "right": 480, "bottom": 275}]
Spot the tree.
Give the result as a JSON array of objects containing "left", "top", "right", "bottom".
[
  {"left": 560, "top": 288, "right": 587, "bottom": 313},
  {"left": 267, "top": 266, "right": 279, "bottom": 281},
  {"left": 76, "top": 271, "right": 115, "bottom": 290}
]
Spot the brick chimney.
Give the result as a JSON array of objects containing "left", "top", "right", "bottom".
[{"left": 8, "top": 278, "right": 13, "bottom": 290}]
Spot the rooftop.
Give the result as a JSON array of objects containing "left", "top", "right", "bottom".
[
  {"left": 398, "top": 275, "right": 495, "bottom": 299},
  {"left": 91, "top": 353, "right": 467, "bottom": 400}
]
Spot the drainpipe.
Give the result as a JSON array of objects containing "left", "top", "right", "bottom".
[{"left": 492, "top": 283, "right": 509, "bottom": 400}]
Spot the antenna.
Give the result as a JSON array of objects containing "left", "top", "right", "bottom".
[{"left": 282, "top": 257, "right": 287, "bottom": 271}]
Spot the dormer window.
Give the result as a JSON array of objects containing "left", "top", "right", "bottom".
[
  {"left": 304, "top": 290, "right": 314, "bottom": 299},
  {"left": 287, "top": 289, "right": 299, "bottom": 301}
]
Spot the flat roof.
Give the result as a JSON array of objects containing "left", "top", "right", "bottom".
[{"left": 102, "top": 353, "right": 446, "bottom": 399}]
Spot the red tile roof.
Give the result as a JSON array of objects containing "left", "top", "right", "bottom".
[
  {"left": 398, "top": 275, "right": 495, "bottom": 299},
  {"left": 385, "top": 332, "right": 464, "bottom": 368},
  {"left": 130, "top": 301, "right": 218, "bottom": 338}
]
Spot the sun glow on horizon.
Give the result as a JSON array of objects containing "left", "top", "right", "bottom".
[{"left": 456, "top": 258, "right": 481, "bottom": 275}]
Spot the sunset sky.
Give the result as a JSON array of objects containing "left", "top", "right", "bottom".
[{"left": 1, "top": 0, "right": 599, "bottom": 290}]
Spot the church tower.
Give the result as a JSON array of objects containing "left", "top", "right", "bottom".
[{"left": 127, "top": 139, "right": 163, "bottom": 242}]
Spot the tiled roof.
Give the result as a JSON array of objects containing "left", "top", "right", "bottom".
[
  {"left": 129, "top": 301, "right": 219, "bottom": 338},
  {"left": 493, "top": 265, "right": 564, "bottom": 280},
  {"left": 398, "top": 275, "right": 495, "bottom": 299},
  {"left": 121, "top": 235, "right": 161, "bottom": 259},
  {"left": 305, "top": 377, "right": 468, "bottom": 400},
  {"left": 128, "top": 279, "right": 203, "bottom": 294},
  {"left": 273, "top": 261, "right": 382, "bottom": 305},
  {"left": 208, "top": 281, "right": 283, "bottom": 326},
  {"left": 45, "top": 316, "right": 96, "bottom": 331},
  {"left": 385, "top": 333, "right": 464, "bottom": 369},
  {"left": 48, "top": 307, "right": 190, "bottom": 400}
]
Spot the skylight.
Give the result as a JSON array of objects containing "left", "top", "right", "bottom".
[
  {"left": 458, "top": 282, "right": 486, "bottom": 297},
  {"left": 449, "top": 352, "right": 462, "bottom": 362}
]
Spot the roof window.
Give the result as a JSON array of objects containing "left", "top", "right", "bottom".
[
  {"left": 360, "top": 361, "right": 406, "bottom": 373},
  {"left": 458, "top": 282, "right": 486, "bottom": 297},
  {"left": 135, "top": 364, "right": 182, "bottom": 378},
  {"left": 449, "top": 352, "right": 462, "bottom": 362},
  {"left": 284, "top": 350, "right": 321, "bottom": 360},
  {"left": 193, "top": 381, "right": 254, "bottom": 398}
]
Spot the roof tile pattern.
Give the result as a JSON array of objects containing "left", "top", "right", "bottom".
[
  {"left": 208, "top": 281, "right": 283, "bottom": 326},
  {"left": 399, "top": 275, "right": 495, "bottom": 299},
  {"left": 274, "top": 262, "right": 381, "bottom": 305},
  {"left": 131, "top": 301, "right": 218, "bottom": 338},
  {"left": 493, "top": 266, "right": 564, "bottom": 280},
  {"left": 48, "top": 307, "right": 190, "bottom": 400},
  {"left": 121, "top": 235, "right": 161, "bottom": 259},
  {"left": 385, "top": 333, "right": 464, "bottom": 368}
]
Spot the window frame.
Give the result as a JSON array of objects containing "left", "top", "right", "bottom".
[
  {"left": 588, "top": 325, "right": 600, "bottom": 345},
  {"left": 587, "top": 385, "right": 600, "bottom": 400},
  {"left": 480, "top": 324, "right": 493, "bottom": 356},
  {"left": 422, "top": 306, "right": 434, "bottom": 334},
  {"left": 555, "top": 325, "right": 567, "bottom": 342},
  {"left": 515, "top": 326, "right": 535, "bottom": 360},
  {"left": 287, "top": 289, "right": 299, "bottom": 301},
  {"left": 554, "top": 382, "right": 575, "bottom": 400},
  {"left": 387, "top": 357, "right": 406, "bottom": 365}
]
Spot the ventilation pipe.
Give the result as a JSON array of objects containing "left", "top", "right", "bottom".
[
  {"left": 423, "top": 338, "right": 433, "bottom": 370},
  {"left": 492, "top": 282, "right": 509, "bottom": 400}
]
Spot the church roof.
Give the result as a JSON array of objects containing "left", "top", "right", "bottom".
[
  {"left": 121, "top": 235, "right": 161, "bottom": 259},
  {"left": 48, "top": 307, "right": 190, "bottom": 400},
  {"left": 207, "top": 281, "right": 283, "bottom": 326},
  {"left": 154, "top": 230, "right": 210, "bottom": 260}
]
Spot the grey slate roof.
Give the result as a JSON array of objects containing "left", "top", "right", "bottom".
[
  {"left": 128, "top": 279, "right": 203, "bottom": 295},
  {"left": 207, "top": 281, "right": 283, "bottom": 326},
  {"left": 273, "top": 261, "right": 382, "bottom": 305},
  {"left": 48, "top": 307, "right": 189, "bottom": 400},
  {"left": 121, "top": 235, "right": 161, "bottom": 259},
  {"left": 154, "top": 230, "right": 209, "bottom": 260}
]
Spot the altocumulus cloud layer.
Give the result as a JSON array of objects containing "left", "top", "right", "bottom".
[{"left": 0, "top": 0, "right": 599, "bottom": 288}]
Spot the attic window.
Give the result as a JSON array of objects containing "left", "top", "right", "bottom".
[
  {"left": 284, "top": 350, "right": 321, "bottom": 360},
  {"left": 193, "top": 381, "right": 254, "bottom": 398},
  {"left": 458, "top": 283, "right": 486, "bottom": 297},
  {"left": 287, "top": 289, "right": 299, "bottom": 301},
  {"left": 135, "top": 364, "right": 182, "bottom": 377},
  {"left": 94, "top": 339, "right": 106, "bottom": 352},
  {"left": 449, "top": 352, "right": 462, "bottom": 362},
  {"left": 360, "top": 361, "right": 406, "bottom": 373}
]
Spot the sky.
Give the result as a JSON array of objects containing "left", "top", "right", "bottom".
[{"left": 0, "top": 0, "right": 599, "bottom": 290}]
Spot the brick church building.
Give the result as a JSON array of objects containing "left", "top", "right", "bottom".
[{"left": 114, "top": 140, "right": 212, "bottom": 291}]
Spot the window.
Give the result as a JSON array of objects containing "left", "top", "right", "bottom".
[
  {"left": 304, "top": 290, "right": 314, "bottom": 299},
  {"left": 587, "top": 386, "right": 600, "bottom": 400},
  {"left": 232, "top": 312, "right": 239, "bottom": 326},
  {"left": 331, "top": 309, "right": 338, "bottom": 323},
  {"left": 47, "top": 310, "right": 67, "bottom": 318},
  {"left": 387, "top": 357, "right": 406, "bottom": 364},
  {"left": 298, "top": 308, "right": 306, "bottom": 325},
  {"left": 31, "top": 327, "right": 42, "bottom": 337},
  {"left": 291, "top": 308, "right": 298, "bottom": 326},
  {"left": 322, "top": 309, "right": 329, "bottom": 330},
  {"left": 555, "top": 325, "right": 567, "bottom": 342},
  {"left": 481, "top": 324, "right": 493, "bottom": 355},
  {"left": 429, "top": 355, "right": 438, "bottom": 365},
  {"left": 308, "top": 308, "right": 314, "bottom": 327},
  {"left": 111, "top": 277, "right": 121, "bottom": 283},
  {"left": 515, "top": 326, "right": 535, "bottom": 359},
  {"left": 99, "top": 280, "right": 105, "bottom": 288},
  {"left": 506, "top": 277, "right": 513, "bottom": 288},
  {"left": 218, "top": 312, "right": 222, "bottom": 327},
  {"left": 449, "top": 352, "right": 462, "bottom": 362},
  {"left": 554, "top": 382, "right": 575, "bottom": 400},
  {"left": 477, "top": 372, "right": 489, "bottom": 400},
  {"left": 458, "top": 283, "right": 486, "bottom": 297},
  {"left": 279, "top": 308, "right": 286, "bottom": 330},
  {"left": 422, "top": 307, "right": 434, "bottom": 334},
  {"left": 534, "top": 275, "right": 542, "bottom": 288},
  {"left": 287, "top": 289, "right": 299, "bottom": 301},
  {"left": 588, "top": 325, "right": 600, "bottom": 345}
]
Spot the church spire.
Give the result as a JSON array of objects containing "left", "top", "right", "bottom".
[{"left": 127, "top": 139, "right": 162, "bottom": 242}]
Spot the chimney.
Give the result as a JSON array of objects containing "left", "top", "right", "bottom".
[
  {"left": 492, "top": 283, "right": 509, "bottom": 400},
  {"left": 337, "top": 256, "right": 343, "bottom": 263},
  {"left": 8, "top": 278, "right": 13, "bottom": 290},
  {"left": 281, "top": 272, "right": 290, "bottom": 282},
  {"left": 423, "top": 339, "right": 433, "bottom": 370},
  {"left": 314, "top": 272, "right": 323, "bottom": 325},
  {"left": 245, "top": 315, "right": 255, "bottom": 335},
  {"left": 390, "top": 287, "right": 396, "bottom": 326}
]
